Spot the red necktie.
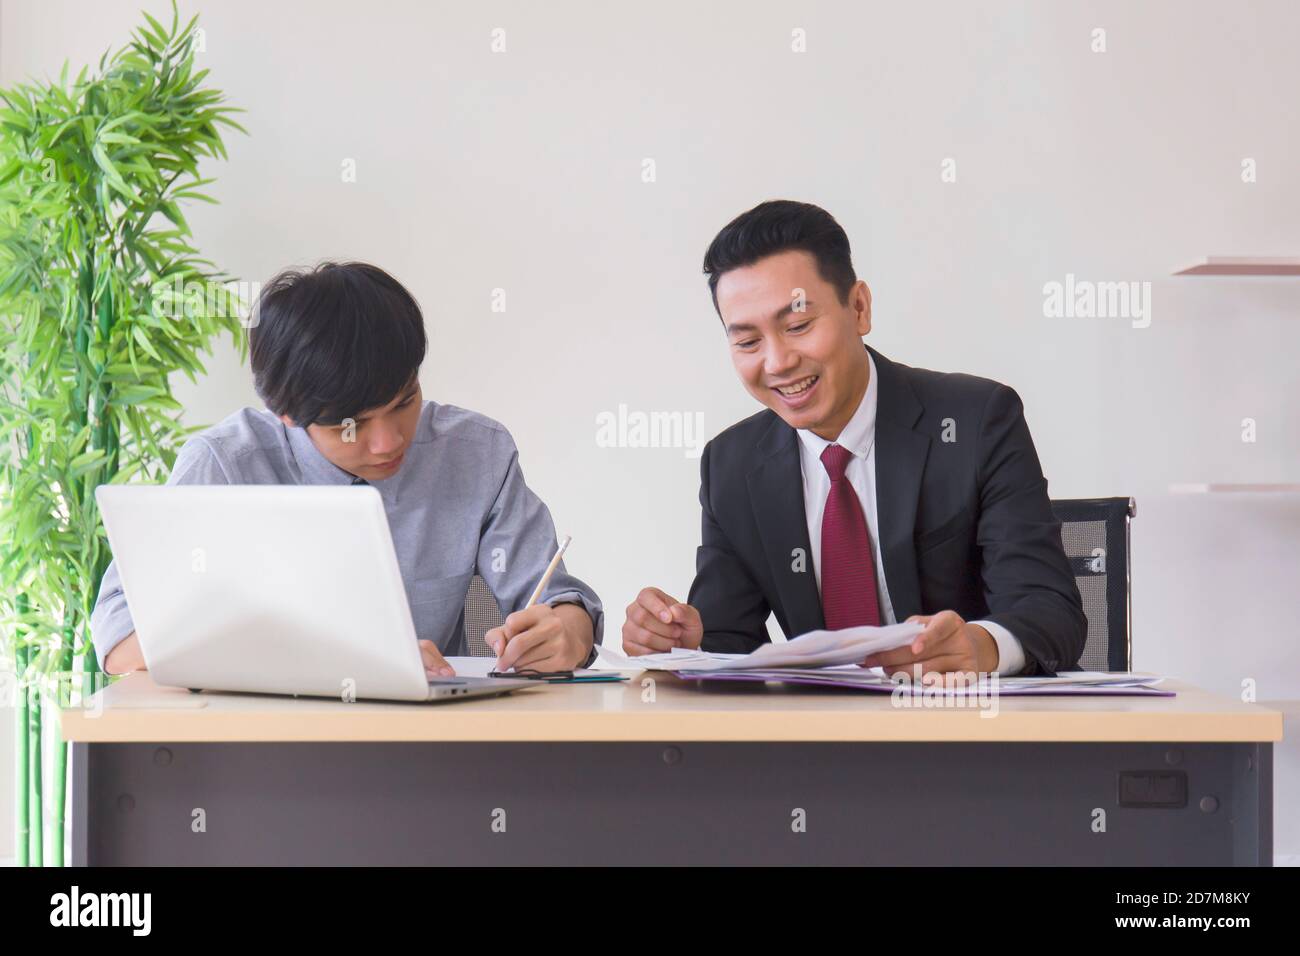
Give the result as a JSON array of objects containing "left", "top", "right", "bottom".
[{"left": 819, "top": 443, "right": 881, "bottom": 629}]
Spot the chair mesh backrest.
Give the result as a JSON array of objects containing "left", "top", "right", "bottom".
[
  {"left": 462, "top": 575, "right": 503, "bottom": 657},
  {"left": 1049, "top": 498, "right": 1134, "bottom": 672}
]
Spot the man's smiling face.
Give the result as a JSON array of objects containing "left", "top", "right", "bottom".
[{"left": 716, "top": 249, "right": 873, "bottom": 441}]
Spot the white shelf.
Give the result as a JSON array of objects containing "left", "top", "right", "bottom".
[{"left": 1173, "top": 256, "right": 1300, "bottom": 276}]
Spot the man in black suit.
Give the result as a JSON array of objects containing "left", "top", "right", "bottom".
[{"left": 622, "top": 200, "right": 1085, "bottom": 676}]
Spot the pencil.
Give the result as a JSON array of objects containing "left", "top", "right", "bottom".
[{"left": 525, "top": 534, "right": 572, "bottom": 607}]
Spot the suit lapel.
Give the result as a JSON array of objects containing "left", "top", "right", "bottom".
[
  {"left": 745, "top": 414, "right": 824, "bottom": 635},
  {"left": 868, "top": 347, "right": 929, "bottom": 621}
]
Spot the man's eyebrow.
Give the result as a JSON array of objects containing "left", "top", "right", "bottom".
[{"left": 775, "top": 301, "right": 815, "bottom": 320}]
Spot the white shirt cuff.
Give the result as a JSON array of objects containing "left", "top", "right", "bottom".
[{"left": 971, "top": 620, "right": 1025, "bottom": 676}]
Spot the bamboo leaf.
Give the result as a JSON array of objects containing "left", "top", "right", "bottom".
[
  {"left": 90, "top": 142, "right": 140, "bottom": 203},
  {"left": 130, "top": 323, "right": 162, "bottom": 361}
]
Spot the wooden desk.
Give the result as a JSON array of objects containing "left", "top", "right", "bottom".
[{"left": 63, "top": 672, "right": 1281, "bottom": 865}]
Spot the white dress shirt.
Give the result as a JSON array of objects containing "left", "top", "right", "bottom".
[{"left": 794, "top": 351, "right": 1026, "bottom": 676}]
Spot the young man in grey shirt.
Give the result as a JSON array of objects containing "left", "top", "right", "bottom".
[{"left": 91, "top": 262, "right": 602, "bottom": 677}]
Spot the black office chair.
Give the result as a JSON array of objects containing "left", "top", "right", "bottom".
[
  {"left": 1050, "top": 497, "right": 1135, "bottom": 671},
  {"left": 462, "top": 574, "right": 503, "bottom": 657}
]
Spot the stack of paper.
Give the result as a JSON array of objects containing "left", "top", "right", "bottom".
[
  {"left": 596, "top": 627, "right": 1173, "bottom": 697},
  {"left": 596, "top": 621, "right": 924, "bottom": 672}
]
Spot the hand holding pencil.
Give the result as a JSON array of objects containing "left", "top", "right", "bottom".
[{"left": 488, "top": 535, "right": 593, "bottom": 672}]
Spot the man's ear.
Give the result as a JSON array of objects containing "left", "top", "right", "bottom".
[
  {"left": 277, "top": 413, "right": 296, "bottom": 428},
  {"left": 853, "top": 281, "right": 872, "bottom": 336}
]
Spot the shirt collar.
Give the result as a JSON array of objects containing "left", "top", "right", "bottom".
[{"left": 795, "top": 349, "right": 878, "bottom": 460}]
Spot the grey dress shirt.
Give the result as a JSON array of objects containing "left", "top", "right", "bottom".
[{"left": 89, "top": 401, "right": 604, "bottom": 666}]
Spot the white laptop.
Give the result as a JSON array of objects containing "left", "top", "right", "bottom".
[{"left": 95, "top": 484, "right": 533, "bottom": 703}]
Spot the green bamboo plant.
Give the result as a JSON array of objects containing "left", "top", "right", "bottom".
[{"left": 0, "top": 3, "right": 246, "bottom": 865}]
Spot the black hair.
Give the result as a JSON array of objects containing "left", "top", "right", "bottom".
[
  {"left": 249, "top": 262, "right": 427, "bottom": 427},
  {"left": 702, "top": 200, "right": 857, "bottom": 315}
]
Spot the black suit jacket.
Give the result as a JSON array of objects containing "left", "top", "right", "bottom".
[{"left": 687, "top": 346, "right": 1086, "bottom": 675}]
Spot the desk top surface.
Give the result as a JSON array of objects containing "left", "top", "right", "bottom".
[{"left": 60, "top": 671, "right": 1284, "bottom": 743}]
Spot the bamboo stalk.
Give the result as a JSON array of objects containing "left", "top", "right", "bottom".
[
  {"left": 49, "top": 632, "right": 72, "bottom": 866},
  {"left": 47, "top": 246, "right": 95, "bottom": 869},
  {"left": 50, "top": 729, "right": 67, "bottom": 865},
  {"left": 27, "top": 678, "right": 42, "bottom": 866},
  {"left": 14, "top": 640, "right": 28, "bottom": 867}
]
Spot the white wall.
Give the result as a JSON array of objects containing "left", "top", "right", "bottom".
[{"left": 3, "top": 0, "right": 1297, "bottom": 862}]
